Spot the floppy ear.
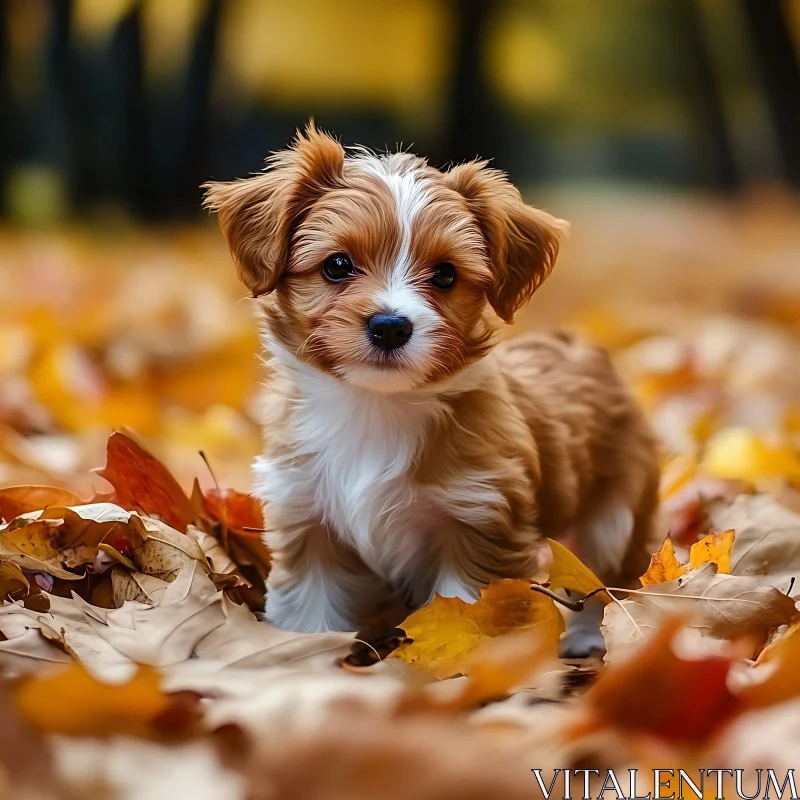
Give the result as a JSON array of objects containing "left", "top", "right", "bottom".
[
  {"left": 202, "top": 121, "right": 345, "bottom": 296},
  {"left": 442, "top": 161, "right": 568, "bottom": 323}
]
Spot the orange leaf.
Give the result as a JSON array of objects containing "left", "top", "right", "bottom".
[
  {"left": 194, "top": 482, "right": 271, "bottom": 582},
  {"left": 95, "top": 431, "right": 194, "bottom": 532},
  {"left": 689, "top": 529, "right": 734, "bottom": 574},
  {"left": 0, "top": 485, "right": 82, "bottom": 523},
  {"left": 580, "top": 618, "right": 740, "bottom": 744},
  {"left": 743, "top": 623, "right": 800, "bottom": 709},
  {"left": 14, "top": 664, "right": 201, "bottom": 739},
  {"left": 640, "top": 537, "right": 686, "bottom": 586},
  {"left": 200, "top": 486, "right": 263, "bottom": 532}
]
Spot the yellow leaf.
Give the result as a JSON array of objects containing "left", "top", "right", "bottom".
[
  {"left": 389, "top": 598, "right": 488, "bottom": 679},
  {"left": 689, "top": 529, "right": 735, "bottom": 574},
  {"left": 640, "top": 537, "right": 687, "bottom": 586},
  {"left": 546, "top": 538, "right": 608, "bottom": 603},
  {"left": 702, "top": 427, "right": 800, "bottom": 483},
  {"left": 14, "top": 663, "right": 199, "bottom": 739},
  {"left": 389, "top": 579, "right": 564, "bottom": 678}
]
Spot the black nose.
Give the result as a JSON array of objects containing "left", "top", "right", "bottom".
[{"left": 366, "top": 314, "right": 412, "bottom": 350}]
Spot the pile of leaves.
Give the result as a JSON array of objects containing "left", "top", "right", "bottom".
[{"left": 1, "top": 428, "right": 800, "bottom": 797}]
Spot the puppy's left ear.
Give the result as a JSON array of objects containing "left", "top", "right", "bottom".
[{"left": 443, "top": 161, "right": 569, "bottom": 323}]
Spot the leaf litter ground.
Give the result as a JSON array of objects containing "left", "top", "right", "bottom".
[{"left": 1, "top": 203, "right": 800, "bottom": 798}]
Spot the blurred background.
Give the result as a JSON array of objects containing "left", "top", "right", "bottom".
[{"left": 0, "top": 0, "right": 799, "bottom": 503}]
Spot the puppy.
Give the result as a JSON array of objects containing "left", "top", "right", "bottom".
[{"left": 204, "top": 123, "right": 659, "bottom": 656}]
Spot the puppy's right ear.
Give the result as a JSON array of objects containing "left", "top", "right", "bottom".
[{"left": 203, "top": 121, "right": 344, "bottom": 296}]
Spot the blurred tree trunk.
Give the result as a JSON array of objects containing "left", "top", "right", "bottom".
[
  {"left": 0, "top": 3, "right": 8, "bottom": 214},
  {"left": 741, "top": 0, "right": 800, "bottom": 189},
  {"left": 437, "top": 0, "right": 499, "bottom": 167},
  {"left": 673, "top": 0, "right": 740, "bottom": 191}
]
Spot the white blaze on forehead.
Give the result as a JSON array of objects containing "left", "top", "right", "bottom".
[
  {"left": 346, "top": 153, "right": 444, "bottom": 391},
  {"left": 353, "top": 153, "right": 431, "bottom": 280}
]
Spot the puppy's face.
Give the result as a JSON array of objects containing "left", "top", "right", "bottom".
[{"left": 204, "top": 124, "right": 567, "bottom": 392}]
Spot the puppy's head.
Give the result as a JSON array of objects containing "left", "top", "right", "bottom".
[{"left": 204, "top": 122, "right": 568, "bottom": 392}]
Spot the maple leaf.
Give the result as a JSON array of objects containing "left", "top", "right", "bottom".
[
  {"left": 95, "top": 431, "right": 194, "bottom": 532},
  {"left": 389, "top": 579, "right": 564, "bottom": 678},
  {"left": 640, "top": 529, "right": 734, "bottom": 587},
  {"left": 14, "top": 663, "right": 202, "bottom": 739},
  {"left": 640, "top": 537, "right": 686, "bottom": 586},
  {"left": 689, "top": 528, "right": 734, "bottom": 573}
]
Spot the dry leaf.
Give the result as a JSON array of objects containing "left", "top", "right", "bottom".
[
  {"left": 603, "top": 563, "right": 798, "bottom": 656},
  {"left": 390, "top": 580, "right": 563, "bottom": 678},
  {"left": 640, "top": 537, "right": 686, "bottom": 586},
  {"left": 110, "top": 565, "right": 169, "bottom": 606},
  {"left": 583, "top": 618, "right": 740, "bottom": 744},
  {"left": 689, "top": 528, "right": 734, "bottom": 573},
  {"left": 708, "top": 493, "right": 800, "bottom": 583},
  {"left": 14, "top": 663, "right": 202, "bottom": 739},
  {"left": 128, "top": 516, "right": 209, "bottom": 582},
  {"left": 0, "top": 485, "right": 82, "bottom": 523},
  {"left": 546, "top": 538, "right": 608, "bottom": 602},
  {"left": 193, "top": 482, "right": 271, "bottom": 583},
  {"left": 95, "top": 431, "right": 194, "bottom": 531}
]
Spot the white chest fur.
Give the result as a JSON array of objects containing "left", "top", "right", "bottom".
[{"left": 253, "top": 349, "right": 456, "bottom": 589}]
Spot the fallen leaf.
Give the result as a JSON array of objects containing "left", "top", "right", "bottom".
[
  {"left": 708, "top": 493, "right": 800, "bottom": 583},
  {"left": 546, "top": 538, "right": 608, "bottom": 602},
  {"left": 14, "top": 663, "right": 202, "bottom": 739},
  {"left": 128, "top": 516, "right": 209, "bottom": 582},
  {"left": 689, "top": 529, "right": 734, "bottom": 573},
  {"left": 640, "top": 537, "right": 686, "bottom": 586},
  {"left": 193, "top": 482, "right": 271, "bottom": 584},
  {"left": 95, "top": 431, "right": 194, "bottom": 531},
  {"left": 702, "top": 427, "right": 800, "bottom": 484},
  {"left": 0, "top": 485, "right": 82, "bottom": 523},
  {"left": 110, "top": 565, "right": 169, "bottom": 606},
  {"left": 602, "top": 563, "right": 798, "bottom": 655},
  {"left": 582, "top": 618, "right": 740, "bottom": 744},
  {"left": 390, "top": 579, "right": 564, "bottom": 678}
]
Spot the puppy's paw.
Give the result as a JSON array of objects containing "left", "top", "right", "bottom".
[{"left": 558, "top": 625, "right": 606, "bottom": 660}]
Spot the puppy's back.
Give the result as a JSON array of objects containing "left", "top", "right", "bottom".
[{"left": 496, "top": 331, "right": 660, "bottom": 582}]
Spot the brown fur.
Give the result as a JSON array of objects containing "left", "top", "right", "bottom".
[{"left": 204, "top": 123, "right": 660, "bottom": 634}]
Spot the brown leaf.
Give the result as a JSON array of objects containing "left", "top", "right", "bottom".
[
  {"left": 0, "top": 503, "right": 147, "bottom": 580},
  {"left": 0, "top": 485, "right": 82, "bottom": 523},
  {"left": 128, "top": 517, "right": 209, "bottom": 582},
  {"left": 110, "top": 565, "right": 169, "bottom": 606},
  {"left": 95, "top": 431, "right": 194, "bottom": 532},
  {"left": 602, "top": 563, "right": 798, "bottom": 658},
  {"left": 708, "top": 493, "right": 800, "bottom": 585}
]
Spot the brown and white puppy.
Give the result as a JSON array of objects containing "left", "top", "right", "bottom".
[{"left": 204, "top": 123, "right": 659, "bottom": 655}]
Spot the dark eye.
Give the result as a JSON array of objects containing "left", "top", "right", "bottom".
[
  {"left": 430, "top": 262, "right": 456, "bottom": 289},
  {"left": 323, "top": 253, "right": 355, "bottom": 282}
]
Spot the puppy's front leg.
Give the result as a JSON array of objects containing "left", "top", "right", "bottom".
[{"left": 265, "top": 521, "right": 388, "bottom": 633}]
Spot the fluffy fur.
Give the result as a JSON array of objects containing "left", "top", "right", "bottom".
[{"left": 204, "top": 123, "right": 660, "bottom": 646}]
